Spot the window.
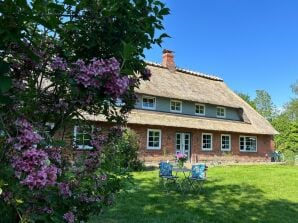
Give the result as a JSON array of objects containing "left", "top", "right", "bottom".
[
  {"left": 45, "top": 122, "right": 54, "bottom": 134},
  {"left": 221, "top": 134, "right": 231, "bottom": 151},
  {"left": 195, "top": 104, "right": 205, "bottom": 115},
  {"left": 147, "top": 129, "right": 161, "bottom": 150},
  {"left": 239, "top": 136, "right": 257, "bottom": 152},
  {"left": 142, "top": 96, "right": 156, "bottom": 110},
  {"left": 115, "top": 98, "right": 125, "bottom": 107},
  {"left": 202, "top": 133, "right": 212, "bottom": 151},
  {"left": 73, "top": 126, "right": 93, "bottom": 150},
  {"left": 170, "top": 100, "right": 182, "bottom": 113},
  {"left": 216, "top": 107, "right": 226, "bottom": 118}
]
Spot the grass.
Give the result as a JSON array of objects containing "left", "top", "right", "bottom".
[{"left": 90, "top": 165, "right": 298, "bottom": 223}]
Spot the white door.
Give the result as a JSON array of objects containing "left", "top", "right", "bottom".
[{"left": 176, "top": 133, "right": 191, "bottom": 160}]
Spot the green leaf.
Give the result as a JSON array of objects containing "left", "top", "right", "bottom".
[
  {"left": 0, "top": 61, "right": 9, "bottom": 75},
  {"left": 159, "top": 33, "right": 171, "bottom": 39},
  {"left": 16, "top": 199, "right": 23, "bottom": 204},
  {"left": 122, "top": 42, "right": 136, "bottom": 60},
  {"left": 0, "top": 188, "right": 2, "bottom": 195},
  {"left": 0, "top": 76, "right": 12, "bottom": 93},
  {"left": 0, "top": 95, "right": 11, "bottom": 104}
]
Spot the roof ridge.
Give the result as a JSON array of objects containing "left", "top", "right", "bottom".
[{"left": 145, "top": 61, "right": 223, "bottom": 82}]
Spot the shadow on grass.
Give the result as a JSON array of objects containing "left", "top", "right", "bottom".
[{"left": 91, "top": 172, "right": 298, "bottom": 223}]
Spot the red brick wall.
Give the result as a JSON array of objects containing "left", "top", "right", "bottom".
[
  {"left": 61, "top": 121, "right": 275, "bottom": 163},
  {"left": 127, "top": 124, "right": 275, "bottom": 163}
]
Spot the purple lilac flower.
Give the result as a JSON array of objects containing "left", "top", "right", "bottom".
[
  {"left": 50, "top": 57, "right": 67, "bottom": 71},
  {"left": 70, "top": 57, "right": 129, "bottom": 98},
  {"left": 12, "top": 148, "right": 48, "bottom": 173},
  {"left": 84, "top": 151, "right": 100, "bottom": 170},
  {"left": 58, "top": 183, "right": 72, "bottom": 197},
  {"left": 90, "top": 133, "right": 107, "bottom": 151},
  {"left": 11, "top": 148, "right": 59, "bottom": 190},
  {"left": 140, "top": 68, "right": 152, "bottom": 80},
  {"left": 20, "top": 165, "right": 59, "bottom": 190},
  {"left": 104, "top": 75, "right": 129, "bottom": 99},
  {"left": 46, "top": 147, "right": 62, "bottom": 164},
  {"left": 11, "top": 118, "right": 42, "bottom": 150},
  {"left": 63, "top": 211, "right": 75, "bottom": 223}
]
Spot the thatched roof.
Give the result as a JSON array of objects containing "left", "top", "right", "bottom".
[{"left": 85, "top": 62, "right": 278, "bottom": 135}]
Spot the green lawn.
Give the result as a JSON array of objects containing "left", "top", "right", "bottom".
[{"left": 91, "top": 165, "right": 298, "bottom": 223}]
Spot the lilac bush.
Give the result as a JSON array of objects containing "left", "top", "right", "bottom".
[{"left": 0, "top": 0, "right": 169, "bottom": 221}]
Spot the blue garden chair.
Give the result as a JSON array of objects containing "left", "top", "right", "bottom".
[
  {"left": 159, "top": 162, "right": 178, "bottom": 192},
  {"left": 188, "top": 163, "right": 207, "bottom": 192}
]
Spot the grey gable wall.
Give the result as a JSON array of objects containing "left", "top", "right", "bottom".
[{"left": 135, "top": 94, "right": 241, "bottom": 121}]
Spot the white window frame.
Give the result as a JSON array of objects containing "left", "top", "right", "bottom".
[
  {"left": 239, "top": 136, "right": 257, "bottom": 152},
  {"left": 216, "top": 106, "right": 226, "bottom": 118},
  {"left": 73, "top": 125, "right": 94, "bottom": 150},
  {"left": 142, "top": 96, "right": 156, "bottom": 110},
  {"left": 147, "top": 129, "right": 162, "bottom": 150},
  {"left": 221, "top": 134, "right": 231, "bottom": 151},
  {"left": 202, "top": 133, "right": 213, "bottom": 151},
  {"left": 195, "top": 104, "right": 205, "bottom": 116},
  {"left": 115, "top": 98, "right": 125, "bottom": 107},
  {"left": 170, "top": 100, "right": 182, "bottom": 113}
]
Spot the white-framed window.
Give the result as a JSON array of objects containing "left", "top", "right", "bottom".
[
  {"left": 115, "top": 98, "right": 125, "bottom": 107},
  {"left": 221, "top": 134, "right": 231, "bottom": 151},
  {"left": 170, "top": 100, "right": 182, "bottom": 113},
  {"left": 147, "top": 129, "right": 161, "bottom": 150},
  {"left": 142, "top": 96, "right": 156, "bottom": 110},
  {"left": 195, "top": 104, "right": 205, "bottom": 115},
  {"left": 216, "top": 106, "right": 226, "bottom": 118},
  {"left": 45, "top": 122, "right": 54, "bottom": 134},
  {"left": 202, "top": 133, "right": 212, "bottom": 151},
  {"left": 239, "top": 136, "right": 257, "bottom": 152},
  {"left": 73, "top": 126, "right": 94, "bottom": 150}
]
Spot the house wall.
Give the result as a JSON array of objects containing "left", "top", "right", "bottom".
[
  {"left": 59, "top": 122, "right": 274, "bottom": 163},
  {"left": 128, "top": 124, "right": 275, "bottom": 163},
  {"left": 135, "top": 94, "right": 241, "bottom": 121}
]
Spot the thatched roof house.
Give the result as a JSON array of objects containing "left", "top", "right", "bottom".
[{"left": 86, "top": 50, "right": 277, "bottom": 162}]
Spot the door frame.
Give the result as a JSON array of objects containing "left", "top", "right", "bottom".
[{"left": 175, "top": 132, "right": 191, "bottom": 160}]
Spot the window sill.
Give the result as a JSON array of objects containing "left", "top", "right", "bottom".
[
  {"left": 170, "top": 110, "right": 182, "bottom": 113},
  {"left": 202, "top": 149, "right": 212, "bottom": 151},
  {"left": 76, "top": 145, "right": 94, "bottom": 150},
  {"left": 147, "top": 147, "right": 161, "bottom": 150},
  {"left": 142, "top": 107, "right": 156, "bottom": 110}
]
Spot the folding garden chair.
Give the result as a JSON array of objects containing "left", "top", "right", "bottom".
[
  {"left": 188, "top": 163, "right": 207, "bottom": 192},
  {"left": 159, "top": 162, "right": 179, "bottom": 192}
]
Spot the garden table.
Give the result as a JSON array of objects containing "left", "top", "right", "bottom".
[{"left": 172, "top": 167, "right": 191, "bottom": 193}]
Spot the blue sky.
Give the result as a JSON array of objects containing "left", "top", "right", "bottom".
[{"left": 144, "top": 0, "right": 298, "bottom": 107}]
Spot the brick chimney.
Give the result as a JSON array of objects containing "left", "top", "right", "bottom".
[{"left": 162, "top": 49, "right": 176, "bottom": 72}]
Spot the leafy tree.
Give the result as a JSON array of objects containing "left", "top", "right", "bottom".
[
  {"left": 272, "top": 80, "right": 298, "bottom": 156},
  {"left": 0, "top": 0, "right": 169, "bottom": 222},
  {"left": 236, "top": 92, "right": 256, "bottom": 109},
  {"left": 290, "top": 80, "right": 298, "bottom": 95},
  {"left": 254, "top": 90, "right": 276, "bottom": 121}
]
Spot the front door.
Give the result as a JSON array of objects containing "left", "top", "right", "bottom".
[{"left": 176, "top": 133, "right": 191, "bottom": 160}]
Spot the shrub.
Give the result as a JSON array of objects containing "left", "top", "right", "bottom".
[{"left": 115, "top": 129, "right": 144, "bottom": 171}]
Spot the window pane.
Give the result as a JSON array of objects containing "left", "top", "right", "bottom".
[{"left": 148, "top": 130, "right": 161, "bottom": 149}]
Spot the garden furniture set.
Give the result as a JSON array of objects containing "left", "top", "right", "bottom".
[{"left": 159, "top": 161, "right": 208, "bottom": 193}]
